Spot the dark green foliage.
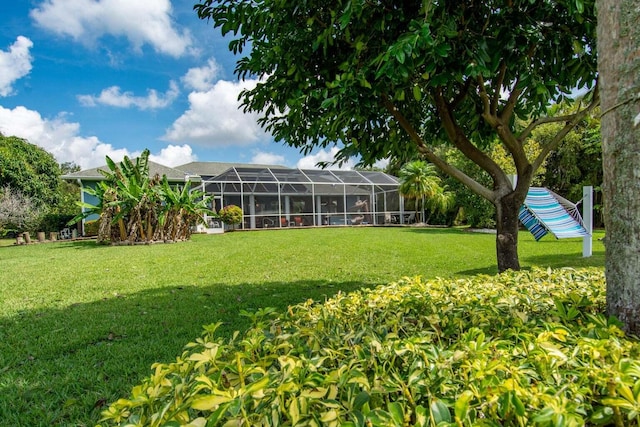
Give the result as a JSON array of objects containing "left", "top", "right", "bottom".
[
  {"left": 83, "top": 219, "right": 100, "bottom": 236},
  {"left": 194, "top": 0, "right": 597, "bottom": 164},
  {"left": 0, "top": 134, "right": 61, "bottom": 207},
  {"left": 37, "top": 213, "right": 76, "bottom": 233},
  {"left": 100, "top": 268, "right": 640, "bottom": 426}
]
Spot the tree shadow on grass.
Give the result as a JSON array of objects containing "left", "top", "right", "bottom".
[
  {"left": 456, "top": 248, "right": 605, "bottom": 276},
  {"left": 0, "top": 278, "right": 372, "bottom": 427},
  {"left": 399, "top": 227, "right": 473, "bottom": 236}
]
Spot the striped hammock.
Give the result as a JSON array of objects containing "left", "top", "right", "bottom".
[{"left": 519, "top": 187, "right": 589, "bottom": 241}]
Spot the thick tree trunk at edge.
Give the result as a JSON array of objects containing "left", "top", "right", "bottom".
[
  {"left": 495, "top": 195, "right": 522, "bottom": 272},
  {"left": 597, "top": 0, "right": 640, "bottom": 334}
]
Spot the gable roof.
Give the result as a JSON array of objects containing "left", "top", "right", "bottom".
[
  {"left": 176, "top": 161, "right": 290, "bottom": 178},
  {"left": 62, "top": 161, "right": 199, "bottom": 183}
]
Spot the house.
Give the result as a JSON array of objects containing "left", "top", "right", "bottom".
[
  {"left": 62, "top": 161, "right": 200, "bottom": 235},
  {"left": 63, "top": 161, "right": 406, "bottom": 234}
]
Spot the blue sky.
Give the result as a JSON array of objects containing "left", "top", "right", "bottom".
[{"left": 0, "top": 0, "right": 365, "bottom": 170}]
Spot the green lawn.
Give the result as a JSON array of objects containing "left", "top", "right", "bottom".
[{"left": 0, "top": 227, "right": 604, "bottom": 426}]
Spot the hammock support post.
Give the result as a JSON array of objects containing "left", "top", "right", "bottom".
[{"left": 583, "top": 186, "right": 593, "bottom": 258}]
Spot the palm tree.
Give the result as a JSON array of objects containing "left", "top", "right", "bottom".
[
  {"left": 398, "top": 160, "right": 453, "bottom": 224},
  {"left": 398, "top": 160, "right": 440, "bottom": 222},
  {"left": 424, "top": 185, "right": 456, "bottom": 224}
]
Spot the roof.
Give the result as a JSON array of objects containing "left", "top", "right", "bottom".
[
  {"left": 206, "top": 166, "right": 399, "bottom": 186},
  {"left": 62, "top": 160, "right": 199, "bottom": 183},
  {"left": 176, "top": 161, "right": 290, "bottom": 178}
]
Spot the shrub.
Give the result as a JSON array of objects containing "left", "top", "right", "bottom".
[
  {"left": 37, "top": 213, "right": 76, "bottom": 232},
  {"left": 99, "top": 268, "right": 640, "bottom": 427},
  {"left": 218, "top": 205, "right": 243, "bottom": 229},
  {"left": 84, "top": 219, "right": 100, "bottom": 237}
]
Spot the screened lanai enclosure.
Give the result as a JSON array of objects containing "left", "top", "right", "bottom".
[{"left": 201, "top": 167, "right": 406, "bottom": 229}]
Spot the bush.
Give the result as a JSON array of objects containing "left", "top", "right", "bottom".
[
  {"left": 84, "top": 219, "right": 100, "bottom": 237},
  {"left": 218, "top": 205, "right": 243, "bottom": 229},
  {"left": 37, "top": 213, "right": 76, "bottom": 232},
  {"left": 99, "top": 268, "right": 640, "bottom": 427}
]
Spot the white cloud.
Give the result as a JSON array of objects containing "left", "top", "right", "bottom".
[
  {"left": 78, "top": 81, "right": 179, "bottom": 110},
  {"left": 0, "top": 105, "right": 194, "bottom": 169},
  {"left": 182, "top": 59, "right": 220, "bottom": 92},
  {"left": 163, "top": 78, "right": 268, "bottom": 146},
  {"left": 0, "top": 36, "right": 34, "bottom": 97},
  {"left": 251, "top": 151, "right": 285, "bottom": 166},
  {"left": 296, "top": 147, "right": 355, "bottom": 170},
  {"left": 149, "top": 144, "right": 196, "bottom": 167},
  {"left": 373, "top": 158, "right": 390, "bottom": 170},
  {"left": 30, "top": 0, "right": 194, "bottom": 57}
]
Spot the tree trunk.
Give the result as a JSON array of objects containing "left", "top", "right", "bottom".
[
  {"left": 495, "top": 194, "right": 522, "bottom": 272},
  {"left": 597, "top": 0, "right": 640, "bottom": 334}
]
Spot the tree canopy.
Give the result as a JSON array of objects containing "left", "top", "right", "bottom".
[
  {"left": 196, "top": 0, "right": 599, "bottom": 271},
  {"left": 0, "top": 133, "right": 61, "bottom": 207}
]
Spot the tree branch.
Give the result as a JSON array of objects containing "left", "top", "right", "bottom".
[
  {"left": 532, "top": 85, "right": 600, "bottom": 171},
  {"left": 381, "top": 94, "right": 494, "bottom": 201},
  {"left": 491, "top": 62, "right": 507, "bottom": 116},
  {"left": 477, "top": 77, "right": 529, "bottom": 177},
  {"left": 477, "top": 75, "right": 492, "bottom": 118},
  {"left": 498, "top": 76, "right": 522, "bottom": 124},
  {"left": 450, "top": 78, "right": 472, "bottom": 110},
  {"left": 432, "top": 88, "right": 511, "bottom": 198},
  {"left": 499, "top": 44, "right": 535, "bottom": 124}
]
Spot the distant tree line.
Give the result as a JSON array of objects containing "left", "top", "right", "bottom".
[{"left": 0, "top": 133, "right": 80, "bottom": 236}]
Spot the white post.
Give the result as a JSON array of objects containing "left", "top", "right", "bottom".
[
  {"left": 249, "top": 194, "right": 256, "bottom": 229},
  {"left": 583, "top": 186, "right": 593, "bottom": 257}
]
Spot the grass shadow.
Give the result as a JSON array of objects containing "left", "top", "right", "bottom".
[{"left": 0, "top": 278, "right": 373, "bottom": 426}]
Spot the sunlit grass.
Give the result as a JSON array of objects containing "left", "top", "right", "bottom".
[{"left": 0, "top": 227, "right": 604, "bottom": 426}]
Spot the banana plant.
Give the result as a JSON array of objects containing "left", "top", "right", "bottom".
[
  {"left": 159, "top": 176, "right": 214, "bottom": 242},
  {"left": 70, "top": 149, "right": 212, "bottom": 244}
]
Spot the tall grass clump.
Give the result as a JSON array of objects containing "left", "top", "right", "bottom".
[{"left": 100, "top": 267, "right": 640, "bottom": 427}]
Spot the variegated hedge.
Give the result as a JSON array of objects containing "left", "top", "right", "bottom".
[{"left": 99, "top": 268, "right": 640, "bottom": 427}]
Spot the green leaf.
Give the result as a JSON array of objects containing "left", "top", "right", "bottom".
[
  {"left": 244, "top": 376, "right": 270, "bottom": 394},
  {"left": 353, "top": 391, "right": 370, "bottom": 411},
  {"left": 412, "top": 85, "right": 422, "bottom": 101},
  {"left": 414, "top": 405, "right": 428, "bottom": 427},
  {"left": 454, "top": 390, "right": 473, "bottom": 420},
  {"left": 511, "top": 393, "right": 525, "bottom": 417},
  {"left": 388, "top": 402, "right": 404, "bottom": 425},
  {"left": 434, "top": 43, "right": 450, "bottom": 57},
  {"left": 191, "top": 395, "right": 232, "bottom": 411},
  {"left": 430, "top": 398, "right": 451, "bottom": 424}
]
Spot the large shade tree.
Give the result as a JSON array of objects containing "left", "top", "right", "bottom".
[
  {"left": 0, "top": 133, "right": 61, "bottom": 207},
  {"left": 196, "top": 0, "right": 599, "bottom": 271},
  {"left": 597, "top": 0, "right": 640, "bottom": 334}
]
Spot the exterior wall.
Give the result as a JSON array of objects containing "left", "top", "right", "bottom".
[{"left": 80, "top": 181, "right": 101, "bottom": 236}]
